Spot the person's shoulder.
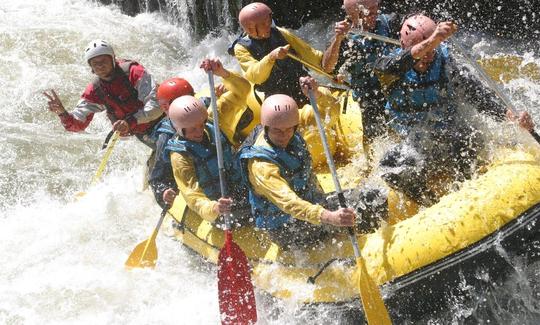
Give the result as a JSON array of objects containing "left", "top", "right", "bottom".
[
  {"left": 125, "top": 59, "right": 146, "bottom": 77},
  {"left": 81, "top": 82, "right": 100, "bottom": 102}
]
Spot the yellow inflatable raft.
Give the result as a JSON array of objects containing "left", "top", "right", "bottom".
[{"left": 167, "top": 89, "right": 540, "bottom": 319}]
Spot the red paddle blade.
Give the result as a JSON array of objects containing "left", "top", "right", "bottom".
[{"left": 218, "top": 233, "right": 257, "bottom": 325}]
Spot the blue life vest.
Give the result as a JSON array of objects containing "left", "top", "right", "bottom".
[
  {"left": 385, "top": 44, "right": 453, "bottom": 134},
  {"left": 238, "top": 127, "right": 320, "bottom": 230},
  {"left": 228, "top": 27, "right": 308, "bottom": 104},
  {"left": 347, "top": 14, "right": 394, "bottom": 100},
  {"left": 147, "top": 117, "right": 175, "bottom": 143},
  {"left": 164, "top": 123, "right": 242, "bottom": 200}
]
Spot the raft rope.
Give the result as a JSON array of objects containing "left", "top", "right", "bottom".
[{"left": 307, "top": 258, "right": 339, "bottom": 284}]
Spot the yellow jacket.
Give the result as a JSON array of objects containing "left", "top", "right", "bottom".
[
  {"left": 207, "top": 71, "right": 252, "bottom": 146},
  {"left": 298, "top": 87, "right": 343, "bottom": 168},
  {"left": 171, "top": 71, "right": 251, "bottom": 222},
  {"left": 247, "top": 131, "right": 325, "bottom": 225},
  {"left": 233, "top": 27, "right": 323, "bottom": 85},
  {"left": 171, "top": 149, "right": 219, "bottom": 223}
]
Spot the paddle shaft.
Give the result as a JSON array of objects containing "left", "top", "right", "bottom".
[
  {"left": 207, "top": 71, "right": 230, "bottom": 229},
  {"left": 348, "top": 29, "right": 401, "bottom": 46},
  {"left": 150, "top": 207, "right": 168, "bottom": 242},
  {"left": 451, "top": 40, "right": 540, "bottom": 143},
  {"left": 307, "top": 90, "right": 361, "bottom": 257},
  {"left": 137, "top": 207, "right": 167, "bottom": 261},
  {"left": 91, "top": 131, "right": 120, "bottom": 186},
  {"left": 286, "top": 53, "right": 351, "bottom": 89}
]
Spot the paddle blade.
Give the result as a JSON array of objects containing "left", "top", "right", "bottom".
[
  {"left": 125, "top": 239, "right": 157, "bottom": 269},
  {"left": 218, "top": 234, "right": 257, "bottom": 325},
  {"left": 355, "top": 256, "right": 392, "bottom": 324}
]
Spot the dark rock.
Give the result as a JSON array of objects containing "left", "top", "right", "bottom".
[{"left": 97, "top": 0, "right": 540, "bottom": 40}]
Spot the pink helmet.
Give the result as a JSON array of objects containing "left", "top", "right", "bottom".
[
  {"left": 168, "top": 96, "right": 208, "bottom": 133},
  {"left": 239, "top": 2, "right": 272, "bottom": 28},
  {"left": 261, "top": 94, "right": 299, "bottom": 128},
  {"left": 400, "top": 14, "right": 437, "bottom": 49}
]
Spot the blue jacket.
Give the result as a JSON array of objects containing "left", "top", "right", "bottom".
[
  {"left": 149, "top": 118, "right": 176, "bottom": 208},
  {"left": 238, "top": 127, "right": 321, "bottom": 229},
  {"left": 384, "top": 45, "right": 453, "bottom": 134},
  {"left": 164, "top": 123, "right": 243, "bottom": 200}
]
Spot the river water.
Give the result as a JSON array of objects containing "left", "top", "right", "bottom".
[{"left": 1, "top": 0, "right": 540, "bottom": 324}]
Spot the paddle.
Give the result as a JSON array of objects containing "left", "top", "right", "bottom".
[
  {"left": 348, "top": 29, "right": 401, "bottom": 46},
  {"left": 307, "top": 88, "right": 392, "bottom": 324},
  {"left": 207, "top": 70, "right": 257, "bottom": 325},
  {"left": 451, "top": 40, "right": 540, "bottom": 144},
  {"left": 75, "top": 130, "right": 120, "bottom": 198},
  {"left": 125, "top": 206, "right": 168, "bottom": 269},
  {"left": 286, "top": 52, "right": 352, "bottom": 89}
]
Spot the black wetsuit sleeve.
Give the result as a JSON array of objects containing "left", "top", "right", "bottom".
[
  {"left": 149, "top": 133, "right": 177, "bottom": 209},
  {"left": 448, "top": 59, "right": 507, "bottom": 120},
  {"left": 332, "top": 40, "right": 350, "bottom": 75},
  {"left": 372, "top": 49, "right": 417, "bottom": 83}
]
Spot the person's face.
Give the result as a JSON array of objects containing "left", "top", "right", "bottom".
[
  {"left": 89, "top": 55, "right": 114, "bottom": 79},
  {"left": 158, "top": 99, "right": 171, "bottom": 115},
  {"left": 414, "top": 49, "right": 436, "bottom": 73},
  {"left": 267, "top": 125, "right": 296, "bottom": 148},
  {"left": 182, "top": 122, "right": 206, "bottom": 142},
  {"left": 242, "top": 13, "right": 272, "bottom": 39}
]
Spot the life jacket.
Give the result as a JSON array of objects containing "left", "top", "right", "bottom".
[
  {"left": 347, "top": 14, "right": 394, "bottom": 100},
  {"left": 147, "top": 117, "right": 175, "bottom": 144},
  {"left": 385, "top": 45, "right": 453, "bottom": 134},
  {"left": 238, "top": 126, "right": 320, "bottom": 230},
  {"left": 164, "top": 123, "right": 243, "bottom": 200},
  {"left": 228, "top": 27, "right": 309, "bottom": 105},
  {"left": 91, "top": 60, "right": 161, "bottom": 135}
]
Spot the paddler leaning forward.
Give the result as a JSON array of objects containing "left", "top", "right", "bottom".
[{"left": 238, "top": 77, "right": 356, "bottom": 249}]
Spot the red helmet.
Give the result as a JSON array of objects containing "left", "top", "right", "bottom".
[
  {"left": 157, "top": 78, "right": 194, "bottom": 112},
  {"left": 400, "top": 14, "right": 436, "bottom": 49},
  {"left": 168, "top": 96, "right": 208, "bottom": 134},
  {"left": 261, "top": 94, "right": 299, "bottom": 128}
]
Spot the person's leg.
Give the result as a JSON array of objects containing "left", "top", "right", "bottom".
[
  {"left": 360, "top": 97, "right": 388, "bottom": 143},
  {"left": 326, "top": 187, "right": 390, "bottom": 234},
  {"left": 379, "top": 138, "right": 438, "bottom": 206},
  {"left": 266, "top": 219, "right": 330, "bottom": 250}
]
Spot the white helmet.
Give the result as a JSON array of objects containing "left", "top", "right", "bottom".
[{"left": 84, "top": 40, "right": 115, "bottom": 64}]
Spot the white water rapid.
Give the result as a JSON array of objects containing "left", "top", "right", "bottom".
[{"left": 1, "top": 1, "right": 540, "bottom": 324}]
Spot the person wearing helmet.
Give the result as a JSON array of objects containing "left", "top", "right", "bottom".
[
  {"left": 163, "top": 94, "right": 249, "bottom": 224},
  {"left": 147, "top": 78, "right": 195, "bottom": 209},
  {"left": 149, "top": 58, "right": 253, "bottom": 210},
  {"left": 228, "top": 2, "right": 323, "bottom": 106},
  {"left": 322, "top": 0, "right": 401, "bottom": 152},
  {"left": 369, "top": 14, "right": 535, "bottom": 206},
  {"left": 43, "top": 40, "right": 162, "bottom": 148},
  {"left": 238, "top": 79, "right": 356, "bottom": 249}
]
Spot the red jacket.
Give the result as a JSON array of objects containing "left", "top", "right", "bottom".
[{"left": 60, "top": 60, "right": 162, "bottom": 135}]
